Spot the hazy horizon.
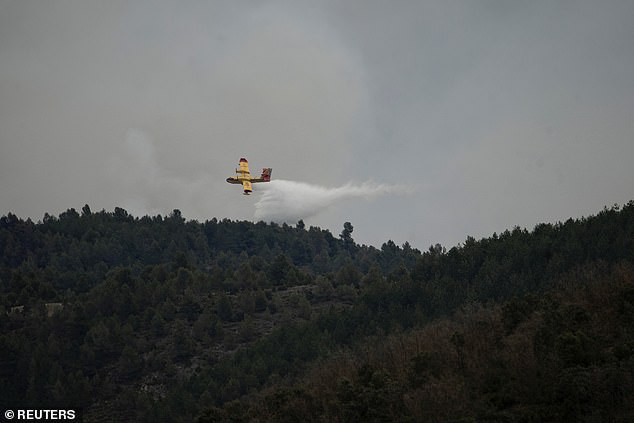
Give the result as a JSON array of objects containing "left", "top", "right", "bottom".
[{"left": 2, "top": 1, "right": 633, "bottom": 249}]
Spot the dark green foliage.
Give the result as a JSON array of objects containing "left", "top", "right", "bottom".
[
  {"left": 408, "top": 351, "right": 443, "bottom": 388},
  {"left": 216, "top": 294, "right": 233, "bottom": 322},
  {"left": 501, "top": 294, "right": 538, "bottom": 334},
  {"left": 340, "top": 221, "right": 355, "bottom": 253},
  {"left": 335, "top": 365, "right": 404, "bottom": 422},
  {"left": 237, "top": 263, "right": 634, "bottom": 422},
  {"left": 1, "top": 201, "right": 634, "bottom": 421}
]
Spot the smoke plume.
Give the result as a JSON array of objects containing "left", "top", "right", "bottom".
[{"left": 254, "top": 179, "right": 405, "bottom": 224}]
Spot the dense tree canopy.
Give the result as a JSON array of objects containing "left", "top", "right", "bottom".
[{"left": 1, "top": 201, "right": 633, "bottom": 421}]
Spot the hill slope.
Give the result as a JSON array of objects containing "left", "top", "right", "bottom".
[
  {"left": 1, "top": 201, "right": 633, "bottom": 421},
  {"left": 219, "top": 262, "right": 634, "bottom": 422}
]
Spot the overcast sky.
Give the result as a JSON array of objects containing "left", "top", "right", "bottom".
[{"left": 1, "top": 0, "right": 633, "bottom": 249}]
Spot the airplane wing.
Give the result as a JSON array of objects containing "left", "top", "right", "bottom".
[{"left": 251, "top": 168, "right": 272, "bottom": 183}]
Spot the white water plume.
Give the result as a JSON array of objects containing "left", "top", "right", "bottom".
[{"left": 254, "top": 179, "right": 406, "bottom": 223}]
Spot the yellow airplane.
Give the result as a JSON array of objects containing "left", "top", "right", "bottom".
[{"left": 226, "top": 158, "right": 272, "bottom": 195}]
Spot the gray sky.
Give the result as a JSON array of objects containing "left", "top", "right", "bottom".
[{"left": 1, "top": 1, "right": 633, "bottom": 249}]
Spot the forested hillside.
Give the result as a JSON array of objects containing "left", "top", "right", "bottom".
[{"left": 1, "top": 202, "right": 634, "bottom": 421}]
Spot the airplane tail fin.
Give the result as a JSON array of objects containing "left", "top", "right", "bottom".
[{"left": 260, "top": 168, "right": 272, "bottom": 182}]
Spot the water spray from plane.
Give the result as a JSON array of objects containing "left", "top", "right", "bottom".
[{"left": 253, "top": 179, "right": 407, "bottom": 224}]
